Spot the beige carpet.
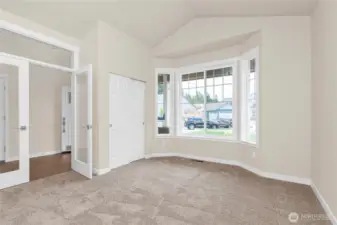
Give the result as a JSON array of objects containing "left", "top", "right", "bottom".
[{"left": 0, "top": 157, "right": 331, "bottom": 225}]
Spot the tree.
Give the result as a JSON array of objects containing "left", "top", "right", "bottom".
[
  {"left": 157, "top": 83, "right": 164, "bottom": 95},
  {"left": 184, "top": 91, "right": 204, "bottom": 109}
]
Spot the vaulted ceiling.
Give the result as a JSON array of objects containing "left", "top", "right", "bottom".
[{"left": 0, "top": 0, "right": 317, "bottom": 47}]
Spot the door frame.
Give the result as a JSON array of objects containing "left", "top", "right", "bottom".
[{"left": 0, "top": 74, "right": 8, "bottom": 162}]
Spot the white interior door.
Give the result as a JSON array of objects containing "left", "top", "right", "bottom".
[
  {"left": 0, "top": 56, "right": 29, "bottom": 189},
  {"left": 109, "top": 74, "right": 145, "bottom": 169},
  {"left": 71, "top": 65, "right": 92, "bottom": 179},
  {"left": 61, "top": 86, "right": 72, "bottom": 152}
]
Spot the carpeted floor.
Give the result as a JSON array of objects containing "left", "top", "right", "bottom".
[{"left": 0, "top": 157, "right": 331, "bottom": 225}]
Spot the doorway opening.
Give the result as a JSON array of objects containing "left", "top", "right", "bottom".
[{"left": 0, "top": 21, "right": 93, "bottom": 189}]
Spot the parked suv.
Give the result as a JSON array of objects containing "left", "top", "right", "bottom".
[
  {"left": 184, "top": 117, "right": 232, "bottom": 130},
  {"left": 184, "top": 117, "right": 218, "bottom": 130},
  {"left": 217, "top": 118, "right": 232, "bottom": 128}
]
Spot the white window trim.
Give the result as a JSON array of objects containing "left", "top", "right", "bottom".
[
  {"left": 175, "top": 58, "right": 239, "bottom": 141},
  {"left": 240, "top": 47, "right": 260, "bottom": 147},
  {"left": 155, "top": 68, "right": 175, "bottom": 137}
]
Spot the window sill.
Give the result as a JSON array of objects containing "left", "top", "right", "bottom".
[
  {"left": 175, "top": 134, "right": 238, "bottom": 143},
  {"left": 240, "top": 141, "right": 258, "bottom": 148},
  {"left": 155, "top": 134, "right": 173, "bottom": 138},
  {"left": 156, "top": 134, "right": 259, "bottom": 148}
]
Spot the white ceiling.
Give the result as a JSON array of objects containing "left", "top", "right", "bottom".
[{"left": 0, "top": 0, "right": 317, "bottom": 47}]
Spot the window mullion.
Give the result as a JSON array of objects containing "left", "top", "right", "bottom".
[{"left": 203, "top": 71, "right": 206, "bottom": 132}]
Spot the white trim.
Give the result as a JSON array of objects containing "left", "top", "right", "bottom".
[
  {"left": 0, "top": 20, "right": 79, "bottom": 52},
  {"left": 0, "top": 75, "right": 8, "bottom": 162},
  {"left": 145, "top": 153, "right": 311, "bottom": 185},
  {"left": 7, "top": 150, "right": 62, "bottom": 162},
  {"left": 177, "top": 57, "right": 239, "bottom": 74},
  {"left": 93, "top": 168, "right": 111, "bottom": 176},
  {"left": 239, "top": 47, "right": 259, "bottom": 147},
  {"left": 311, "top": 182, "right": 337, "bottom": 225},
  {"left": 0, "top": 52, "right": 74, "bottom": 73}
]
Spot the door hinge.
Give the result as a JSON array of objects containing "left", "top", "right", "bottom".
[
  {"left": 3, "top": 115, "right": 5, "bottom": 120},
  {"left": 4, "top": 146, "right": 6, "bottom": 152}
]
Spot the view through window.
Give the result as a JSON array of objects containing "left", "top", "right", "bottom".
[
  {"left": 180, "top": 67, "right": 234, "bottom": 138},
  {"left": 157, "top": 73, "right": 171, "bottom": 134}
]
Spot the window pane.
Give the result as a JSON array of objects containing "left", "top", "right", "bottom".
[
  {"left": 180, "top": 66, "right": 235, "bottom": 139},
  {"left": 196, "top": 72, "right": 204, "bottom": 87},
  {"left": 189, "top": 80, "right": 197, "bottom": 88},
  {"left": 206, "top": 86, "right": 215, "bottom": 103},
  {"left": 182, "top": 81, "right": 188, "bottom": 89},
  {"left": 182, "top": 89, "right": 189, "bottom": 102},
  {"left": 214, "top": 85, "right": 223, "bottom": 102},
  {"left": 223, "top": 76, "right": 233, "bottom": 84},
  {"left": 223, "top": 84, "right": 233, "bottom": 98},
  {"left": 182, "top": 74, "right": 189, "bottom": 81},
  {"left": 181, "top": 72, "right": 205, "bottom": 135},
  {"left": 214, "top": 76, "right": 222, "bottom": 85},
  {"left": 157, "top": 73, "right": 170, "bottom": 134},
  {"left": 248, "top": 99, "right": 257, "bottom": 142},
  {"left": 250, "top": 59, "right": 256, "bottom": 73},
  {"left": 206, "top": 70, "right": 214, "bottom": 86},
  {"left": 241, "top": 54, "right": 258, "bottom": 144},
  {"left": 189, "top": 88, "right": 197, "bottom": 97},
  {"left": 205, "top": 101, "right": 233, "bottom": 137},
  {"left": 249, "top": 78, "right": 255, "bottom": 97}
]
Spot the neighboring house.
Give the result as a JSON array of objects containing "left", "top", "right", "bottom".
[{"left": 203, "top": 102, "right": 233, "bottom": 120}]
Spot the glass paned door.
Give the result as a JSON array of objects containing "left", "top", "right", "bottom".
[
  {"left": 0, "top": 55, "right": 29, "bottom": 189},
  {"left": 71, "top": 64, "right": 92, "bottom": 179}
]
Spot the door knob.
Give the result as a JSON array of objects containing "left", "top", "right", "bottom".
[{"left": 20, "top": 125, "right": 27, "bottom": 131}]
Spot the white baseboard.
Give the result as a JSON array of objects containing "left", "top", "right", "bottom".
[
  {"left": 93, "top": 167, "right": 111, "bottom": 176},
  {"left": 93, "top": 156, "right": 144, "bottom": 176},
  {"left": 311, "top": 182, "right": 337, "bottom": 225},
  {"left": 7, "top": 150, "right": 62, "bottom": 162},
  {"left": 145, "top": 153, "right": 311, "bottom": 185}
]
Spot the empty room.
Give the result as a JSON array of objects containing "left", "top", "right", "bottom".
[{"left": 0, "top": 0, "right": 336, "bottom": 225}]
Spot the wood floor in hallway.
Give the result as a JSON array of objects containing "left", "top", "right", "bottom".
[{"left": 0, "top": 152, "right": 71, "bottom": 181}]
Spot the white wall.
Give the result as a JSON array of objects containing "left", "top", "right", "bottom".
[
  {"left": 95, "top": 21, "right": 152, "bottom": 169},
  {"left": 0, "top": 29, "right": 72, "bottom": 67},
  {"left": 311, "top": 0, "right": 337, "bottom": 219},
  {"left": 152, "top": 16, "right": 311, "bottom": 179}
]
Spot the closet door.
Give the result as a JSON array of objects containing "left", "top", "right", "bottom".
[
  {"left": 0, "top": 56, "right": 29, "bottom": 189},
  {"left": 109, "top": 74, "right": 145, "bottom": 169},
  {"left": 71, "top": 64, "right": 92, "bottom": 179}
]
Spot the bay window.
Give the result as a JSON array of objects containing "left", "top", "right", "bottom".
[{"left": 155, "top": 47, "right": 259, "bottom": 146}]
